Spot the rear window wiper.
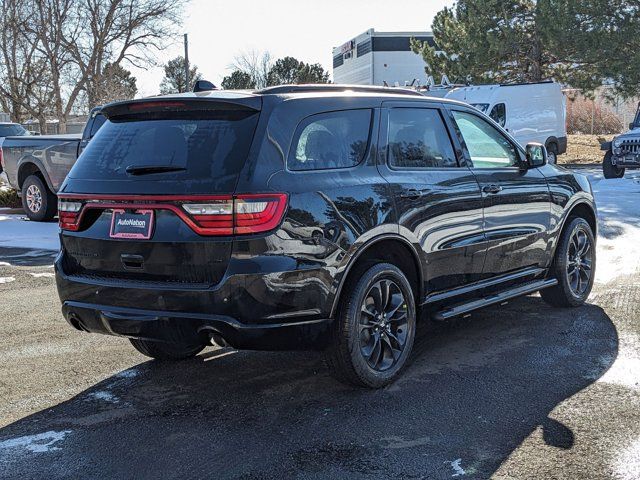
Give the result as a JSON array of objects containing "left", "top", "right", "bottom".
[{"left": 125, "top": 165, "right": 187, "bottom": 176}]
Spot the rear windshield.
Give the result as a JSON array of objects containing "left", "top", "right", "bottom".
[
  {"left": 0, "top": 124, "right": 29, "bottom": 137},
  {"left": 68, "top": 110, "right": 259, "bottom": 190}
]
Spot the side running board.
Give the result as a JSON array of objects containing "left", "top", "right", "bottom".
[{"left": 433, "top": 278, "right": 558, "bottom": 321}]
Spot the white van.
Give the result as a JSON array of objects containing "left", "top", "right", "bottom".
[{"left": 444, "top": 81, "right": 567, "bottom": 163}]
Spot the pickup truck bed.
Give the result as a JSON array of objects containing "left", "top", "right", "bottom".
[{"left": 0, "top": 108, "right": 104, "bottom": 221}]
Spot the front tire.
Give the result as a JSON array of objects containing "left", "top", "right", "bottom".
[
  {"left": 547, "top": 143, "right": 558, "bottom": 165},
  {"left": 129, "top": 338, "right": 206, "bottom": 360},
  {"left": 603, "top": 151, "right": 625, "bottom": 179},
  {"left": 324, "top": 263, "right": 416, "bottom": 388},
  {"left": 21, "top": 174, "right": 57, "bottom": 221},
  {"left": 541, "top": 217, "right": 595, "bottom": 307}
]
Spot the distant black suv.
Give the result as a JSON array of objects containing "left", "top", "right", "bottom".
[{"left": 55, "top": 85, "right": 597, "bottom": 388}]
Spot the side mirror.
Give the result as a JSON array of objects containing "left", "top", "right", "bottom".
[
  {"left": 525, "top": 143, "right": 547, "bottom": 168},
  {"left": 193, "top": 80, "right": 217, "bottom": 93},
  {"left": 630, "top": 123, "right": 636, "bottom": 130}
]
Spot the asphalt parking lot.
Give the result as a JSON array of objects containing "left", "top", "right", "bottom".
[{"left": 1, "top": 167, "right": 639, "bottom": 479}]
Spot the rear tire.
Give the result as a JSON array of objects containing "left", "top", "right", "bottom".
[
  {"left": 324, "top": 263, "right": 416, "bottom": 388},
  {"left": 603, "top": 151, "right": 625, "bottom": 179},
  {"left": 129, "top": 338, "right": 206, "bottom": 360},
  {"left": 21, "top": 174, "right": 57, "bottom": 221},
  {"left": 541, "top": 217, "right": 595, "bottom": 307}
]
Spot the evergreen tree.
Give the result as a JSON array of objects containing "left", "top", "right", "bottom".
[
  {"left": 160, "top": 56, "right": 202, "bottom": 94},
  {"left": 221, "top": 70, "right": 256, "bottom": 90}
]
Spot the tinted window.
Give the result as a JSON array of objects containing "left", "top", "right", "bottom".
[
  {"left": 69, "top": 111, "right": 259, "bottom": 186},
  {"left": 289, "top": 109, "right": 372, "bottom": 171},
  {"left": 89, "top": 113, "right": 106, "bottom": 138},
  {"left": 388, "top": 108, "right": 457, "bottom": 169},
  {"left": 489, "top": 103, "right": 506, "bottom": 127},
  {"left": 0, "top": 124, "right": 28, "bottom": 137},
  {"left": 452, "top": 110, "right": 518, "bottom": 168}
]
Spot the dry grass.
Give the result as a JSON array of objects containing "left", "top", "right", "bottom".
[{"left": 559, "top": 134, "right": 614, "bottom": 165}]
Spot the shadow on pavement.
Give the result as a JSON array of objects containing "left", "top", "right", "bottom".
[
  {"left": 0, "top": 247, "right": 57, "bottom": 267},
  {"left": 0, "top": 296, "right": 617, "bottom": 479}
]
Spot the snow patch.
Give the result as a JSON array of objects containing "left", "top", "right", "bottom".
[
  {"left": 0, "top": 430, "right": 71, "bottom": 453},
  {"left": 85, "top": 390, "right": 120, "bottom": 404},
  {"left": 0, "top": 276, "right": 15, "bottom": 283},
  {"left": 28, "top": 272, "right": 55, "bottom": 278},
  {"left": 445, "top": 458, "right": 466, "bottom": 477},
  {"left": 0, "top": 214, "right": 59, "bottom": 250}
]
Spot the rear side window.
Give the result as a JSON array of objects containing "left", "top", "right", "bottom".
[
  {"left": 288, "top": 109, "right": 372, "bottom": 171},
  {"left": 69, "top": 111, "right": 259, "bottom": 186},
  {"left": 388, "top": 108, "right": 457, "bottom": 169},
  {"left": 88, "top": 113, "right": 106, "bottom": 138}
]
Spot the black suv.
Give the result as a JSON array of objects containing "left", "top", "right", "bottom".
[{"left": 55, "top": 85, "right": 597, "bottom": 388}]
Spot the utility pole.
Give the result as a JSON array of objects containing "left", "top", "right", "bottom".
[{"left": 184, "top": 33, "right": 190, "bottom": 92}]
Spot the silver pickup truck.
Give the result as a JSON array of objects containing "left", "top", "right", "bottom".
[{"left": 0, "top": 108, "right": 104, "bottom": 221}]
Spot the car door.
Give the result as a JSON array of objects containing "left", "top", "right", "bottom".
[
  {"left": 377, "top": 102, "right": 486, "bottom": 296},
  {"left": 446, "top": 106, "right": 551, "bottom": 277}
]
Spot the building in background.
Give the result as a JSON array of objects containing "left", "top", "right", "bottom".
[{"left": 332, "top": 29, "right": 434, "bottom": 86}]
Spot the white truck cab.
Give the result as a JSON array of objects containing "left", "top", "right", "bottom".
[{"left": 444, "top": 81, "right": 567, "bottom": 163}]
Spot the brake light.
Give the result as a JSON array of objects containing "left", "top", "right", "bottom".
[
  {"left": 58, "top": 200, "right": 83, "bottom": 231},
  {"left": 184, "top": 194, "right": 288, "bottom": 235}
]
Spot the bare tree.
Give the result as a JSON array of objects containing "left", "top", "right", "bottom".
[
  {"left": 0, "top": 0, "right": 52, "bottom": 130},
  {"left": 230, "top": 50, "right": 272, "bottom": 89}
]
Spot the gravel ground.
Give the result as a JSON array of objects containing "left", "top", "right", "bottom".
[{"left": 0, "top": 169, "right": 639, "bottom": 479}]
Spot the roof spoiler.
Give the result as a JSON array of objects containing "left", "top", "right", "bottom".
[{"left": 101, "top": 95, "right": 261, "bottom": 119}]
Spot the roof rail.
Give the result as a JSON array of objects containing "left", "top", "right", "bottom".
[{"left": 255, "top": 84, "right": 424, "bottom": 97}]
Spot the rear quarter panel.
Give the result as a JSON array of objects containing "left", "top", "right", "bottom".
[{"left": 232, "top": 95, "right": 399, "bottom": 321}]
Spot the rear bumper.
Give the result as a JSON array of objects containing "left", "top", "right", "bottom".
[{"left": 61, "top": 300, "right": 331, "bottom": 350}]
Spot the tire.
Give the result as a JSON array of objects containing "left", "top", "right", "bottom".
[
  {"left": 547, "top": 143, "right": 558, "bottom": 165},
  {"left": 129, "top": 338, "right": 206, "bottom": 360},
  {"left": 21, "top": 174, "right": 57, "bottom": 221},
  {"left": 541, "top": 217, "right": 596, "bottom": 307},
  {"left": 603, "top": 151, "right": 625, "bottom": 179},
  {"left": 324, "top": 263, "right": 417, "bottom": 388}
]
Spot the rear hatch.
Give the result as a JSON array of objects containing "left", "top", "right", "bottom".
[{"left": 58, "top": 95, "right": 282, "bottom": 289}]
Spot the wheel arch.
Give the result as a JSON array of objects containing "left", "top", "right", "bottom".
[
  {"left": 17, "top": 158, "right": 54, "bottom": 193},
  {"left": 330, "top": 234, "right": 424, "bottom": 318},
  {"left": 551, "top": 201, "right": 597, "bottom": 262},
  {"left": 545, "top": 136, "right": 559, "bottom": 151}
]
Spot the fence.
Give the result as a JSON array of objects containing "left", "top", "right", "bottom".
[{"left": 565, "top": 87, "right": 638, "bottom": 135}]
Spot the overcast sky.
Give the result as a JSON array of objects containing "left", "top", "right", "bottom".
[{"left": 130, "top": 0, "right": 453, "bottom": 97}]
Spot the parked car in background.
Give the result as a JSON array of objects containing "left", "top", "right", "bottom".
[
  {"left": 443, "top": 81, "right": 567, "bottom": 164},
  {"left": 0, "top": 107, "right": 104, "bottom": 221},
  {"left": 600, "top": 102, "right": 640, "bottom": 179},
  {"left": 0, "top": 122, "right": 31, "bottom": 141},
  {"left": 55, "top": 84, "right": 597, "bottom": 388}
]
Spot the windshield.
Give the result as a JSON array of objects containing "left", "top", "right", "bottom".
[
  {"left": 0, "top": 124, "right": 29, "bottom": 137},
  {"left": 471, "top": 103, "right": 489, "bottom": 113},
  {"left": 68, "top": 110, "right": 259, "bottom": 192}
]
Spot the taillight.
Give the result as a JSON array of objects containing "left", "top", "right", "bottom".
[
  {"left": 56, "top": 194, "right": 288, "bottom": 236},
  {"left": 234, "top": 194, "right": 288, "bottom": 234},
  {"left": 0, "top": 146, "right": 4, "bottom": 169},
  {"left": 184, "top": 194, "right": 288, "bottom": 235},
  {"left": 58, "top": 200, "right": 83, "bottom": 231}
]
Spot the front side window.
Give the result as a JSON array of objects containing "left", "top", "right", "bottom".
[
  {"left": 388, "top": 108, "right": 457, "bottom": 169},
  {"left": 452, "top": 110, "right": 519, "bottom": 168},
  {"left": 288, "top": 109, "right": 372, "bottom": 171},
  {"left": 489, "top": 103, "right": 506, "bottom": 127}
]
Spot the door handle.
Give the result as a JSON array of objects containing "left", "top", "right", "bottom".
[
  {"left": 400, "top": 188, "right": 424, "bottom": 200},
  {"left": 482, "top": 184, "right": 503, "bottom": 194}
]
